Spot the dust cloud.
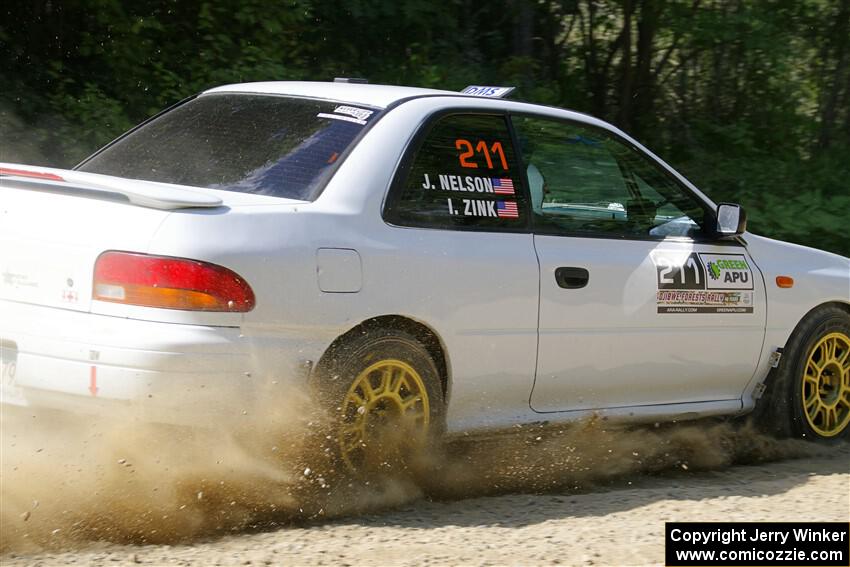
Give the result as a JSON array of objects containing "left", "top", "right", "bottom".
[
  {"left": 0, "top": 386, "right": 819, "bottom": 554},
  {"left": 420, "top": 418, "right": 817, "bottom": 500}
]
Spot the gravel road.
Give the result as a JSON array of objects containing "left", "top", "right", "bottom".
[{"left": 2, "top": 412, "right": 848, "bottom": 567}]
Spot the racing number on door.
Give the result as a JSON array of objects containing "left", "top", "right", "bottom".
[
  {"left": 656, "top": 253, "right": 705, "bottom": 290},
  {"left": 652, "top": 251, "right": 754, "bottom": 314}
]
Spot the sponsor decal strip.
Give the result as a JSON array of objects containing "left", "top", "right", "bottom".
[
  {"left": 702, "top": 253, "right": 754, "bottom": 290},
  {"left": 651, "top": 251, "right": 755, "bottom": 314},
  {"left": 659, "top": 306, "right": 754, "bottom": 314}
]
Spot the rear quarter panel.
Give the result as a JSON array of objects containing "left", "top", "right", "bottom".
[{"left": 142, "top": 97, "right": 544, "bottom": 431}]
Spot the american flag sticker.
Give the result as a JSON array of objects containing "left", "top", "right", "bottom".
[
  {"left": 497, "top": 201, "right": 519, "bottom": 219},
  {"left": 492, "top": 177, "right": 515, "bottom": 195}
]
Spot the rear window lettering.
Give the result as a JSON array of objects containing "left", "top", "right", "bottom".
[
  {"left": 79, "top": 94, "right": 380, "bottom": 201},
  {"left": 317, "top": 105, "right": 375, "bottom": 125},
  {"left": 388, "top": 114, "right": 527, "bottom": 230}
]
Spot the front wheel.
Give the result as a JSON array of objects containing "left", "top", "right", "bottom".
[
  {"left": 761, "top": 306, "right": 850, "bottom": 441},
  {"left": 797, "top": 330, "right": 850, "bottom": 438},
  {"left": 315, "top": 329, "right": 444, "bottom": 472}
]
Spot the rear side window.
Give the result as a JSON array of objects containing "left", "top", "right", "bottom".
[
  {"left": 386, "top": 114, "right": 528, "bottom": 230},
  {"left": 78, "top": 94, "right": 379, "bottom": 201}
]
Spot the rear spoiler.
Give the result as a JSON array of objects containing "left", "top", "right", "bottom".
[{"left": 0, "top": 163, "right": 223, "bottom": 210}]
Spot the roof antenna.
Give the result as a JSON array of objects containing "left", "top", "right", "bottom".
[{"left": 334, "top": 77, "right": 369, "bottom": 84}]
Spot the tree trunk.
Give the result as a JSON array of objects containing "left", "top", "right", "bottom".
[
  {"left": 583, "top": 0, "right": 609, "bottom": 117},
  {"left": 817, "top": 0, "right": 850, "bottom": 150},
  {"left": 632, "top": 0, "right": 662, "bottom": 139},
  {"left": 616, "top": 0, "right": 635, "bottom": 131},
  {"left": 512, "top": 0, "right": 534, "bottom": 58}
]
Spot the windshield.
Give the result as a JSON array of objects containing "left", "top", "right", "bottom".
[{"left": 78, "top": 94, "right": 380, "bottom": 201}]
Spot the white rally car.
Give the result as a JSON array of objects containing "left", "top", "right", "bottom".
[{"left": 1, "top": 81, "right": 848, "bottom": 469}]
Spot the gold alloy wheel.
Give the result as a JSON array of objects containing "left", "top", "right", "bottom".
[
  {"left": 339, "top": 359, "right": 430, "bottom": 469},
  {"left": 801, "top": 331, "right": 850, "bottom": 437}
]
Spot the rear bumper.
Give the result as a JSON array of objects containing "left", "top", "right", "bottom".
[{"left": 0, "top": 300, "right": 270, "bottom": 425}]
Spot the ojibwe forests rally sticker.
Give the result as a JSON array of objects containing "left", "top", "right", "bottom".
[{"left": 651, "top": 252, "right": 754, "bottom": 314}]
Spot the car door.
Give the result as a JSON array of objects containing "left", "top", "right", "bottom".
[
  {"left": 511, "top": 114, "right": 767, "bottom": 412},
  {"left": 381, "top": 111, "right": 541, "bottom": 430}
]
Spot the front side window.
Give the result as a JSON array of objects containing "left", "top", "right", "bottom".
[
  {"left": 513, "top": 116, "right": 711, "bottom": 239},
  {"left": 79, "top": 94, "right": 380, "bottom": 201},
  {"left": 386, "top": 114, "right": 528, "bottom": 230}
]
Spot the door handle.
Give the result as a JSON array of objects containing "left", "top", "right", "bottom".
[{"left": 555, "top": 267, "right": 589, "bottom": 289}]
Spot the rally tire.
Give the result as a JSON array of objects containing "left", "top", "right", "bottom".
[
  {"left": 759, "top": 305, "right": 850, "bottom": 441},
  {"left": 313, "top": 328, "right": 445, "bottom": 472}
]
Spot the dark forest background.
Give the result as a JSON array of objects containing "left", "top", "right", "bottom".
[{"left": 1, "top": 0, "right": 848, "bottom": 256}]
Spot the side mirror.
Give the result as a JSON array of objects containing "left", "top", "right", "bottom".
[{"left": 716, "top": 203, "right": 747, "bottom": 237}]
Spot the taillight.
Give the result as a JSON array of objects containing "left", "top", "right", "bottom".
[{"left": 93, "top": 251, "right": 255, "bottom": 312}]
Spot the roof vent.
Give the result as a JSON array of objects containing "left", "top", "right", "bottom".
[{"left": 334, "top": 77, "right": 369, "bottom": 84}]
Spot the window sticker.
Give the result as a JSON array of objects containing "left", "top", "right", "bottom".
[
  {"left": 420, "top": 173, "right": 515, "bottom": 195},
  {"left": 317, "top": 105, "right": 374, "bottom": 125},
  {"left": 492, "top": 178, "right": 515, "bottom": 195},
  {"left": 391, "top": 114, "right": 526, "bottom": 229},
  {"left": 496, "top": 201, "right": 519, "bottom": 218},
  {"left": 444, "top": 198, "right": 520, "bottom": 219},
  {"left": 651, "top": 251, "right": 754, "bottom": 313},
  {"left": 454, "top": 139, "right": 510, "bottom": 169}
]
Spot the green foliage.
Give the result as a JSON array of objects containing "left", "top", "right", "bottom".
[
  {"left": 680, "top": 140, "right": 850, "bottom": 258},
  {"left": 0, "top": 0, "right": 847, "bottom": 256}
]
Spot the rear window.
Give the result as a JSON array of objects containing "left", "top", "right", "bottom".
[{"left": 78, "top": 94, "right": 380, "bottom": 201}]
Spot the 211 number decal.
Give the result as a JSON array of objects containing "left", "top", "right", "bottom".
[
  {"left": 655, "top": 252, "right": 706, "bottom": 290},
  {"left": 455, "top": 139, "right": 509, "bottom": 170}
]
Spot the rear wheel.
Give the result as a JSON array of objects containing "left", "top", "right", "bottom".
[
  {"left": 315, "top": 329, "right": 444, "bottom": 472},
  {"left": 759, "top": 306, "right": 850, "bottom": 441}
]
